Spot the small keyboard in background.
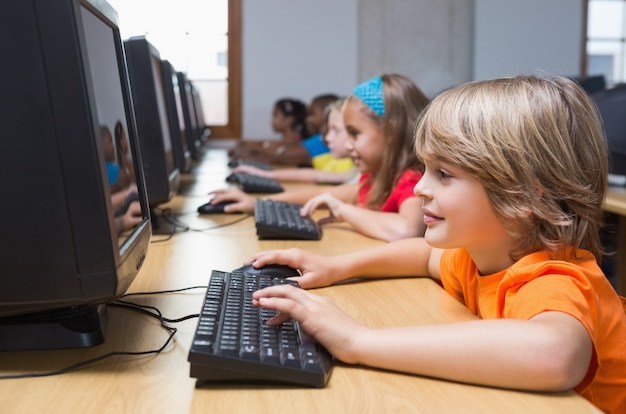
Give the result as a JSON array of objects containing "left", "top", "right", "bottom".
[
  {"left": 254, "top": 199, "right": 322, "bottom": 240},
  {"left": 226, "top": 172, "right": 284, "bottom": 194},
  {"left": 188, "top": 269, "right": 333, "bottom": 388},
  {"left": 228, "top": 159, "right": 272, "bottom": 170}
]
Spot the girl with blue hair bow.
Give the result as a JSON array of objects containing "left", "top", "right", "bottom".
[
  {"left": 297, "top": 74, "right": 428, "bottom": 241},
  {"left": 210, "top": 74, "right": 429, "bottom": 242}
]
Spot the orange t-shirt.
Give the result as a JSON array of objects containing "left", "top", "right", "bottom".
[{"left": 439, "top": 248, "right": 626, "bottom": 414}]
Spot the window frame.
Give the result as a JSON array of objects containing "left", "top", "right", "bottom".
[{"left": 208, "top": 0, "right": 241, "bottom": 138}]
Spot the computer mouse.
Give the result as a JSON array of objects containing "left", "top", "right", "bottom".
[
  {"left": 114, "top": 191, "right": 140, "bottom": 216},
  {"left": 197, "top": 200, "right": 236, "bottom": 214},
  {"left": 225, "top": 173, "right": 238, "bottom": 183},
  {"left": 234, "top": 263, "right": 300, "bottom": 278}
]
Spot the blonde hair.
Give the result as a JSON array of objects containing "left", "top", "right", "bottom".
[
  {"left": 323, "top": 97, "right": 347, "bottom": 124},
  {"left": 348, "top": 74, "right": 430, "bottom": 209},
  {"left": 414, "top": 75, "right": 608, "bottom": 261}
]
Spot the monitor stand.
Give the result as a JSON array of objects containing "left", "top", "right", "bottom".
[{"left": 0, "top": 304, "right": 108, "bottom": 351}]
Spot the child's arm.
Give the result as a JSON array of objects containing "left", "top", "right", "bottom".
[
  {"left": 232, "top": 165, "right": 349, "bottom": 184},
  {"left": 233, "top": 143, "right": 312, "bottom": 166},
  {"left": 265, "top": 182, "right": 358, "bottom": 206},
  {"left": 301, "top": 193, "right": 425, "bottom": 241},
  {"left": 247, "top": 237, "right": 441, "bottom": 288},
  {"left": 208, "top": 183, "right": 358, "bottom": 214},
  {"left": 253, "top": 287, "right": 593, "bottom": 392},
  {"left": 351, "top": 311, "right": 592, "bottom": 391}
]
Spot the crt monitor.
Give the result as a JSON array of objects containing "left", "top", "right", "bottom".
[
  {"left": 0, "top": 0, "right": 152, "bottom": 350},
  {"left": 592, "top": 84, "right": 626, "bottom": 176},
  {"left": 161, "top": 59, "right": 191, "bottom": 174},
  {"left": 177, "top": 71, "right": 201, "bottom": 160},
  {"left": 123, "top": 36, "right": 181, "bottom": 231},
  {"left": 190, "top": 82, "right": 210, "bottom": 143}
]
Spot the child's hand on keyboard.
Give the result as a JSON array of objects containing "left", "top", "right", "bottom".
[
  {"left": 300, "top": 192, "right": 345, "bottom": 224},
  {"left": 252, "top": 284, "right": 364, "bottom": 365},
  {"left": 208, "top": 188, "right": 256, "bottom": 213},
  {"left": 247, "top": 248, "right": 348, "bottom": 289},
  {"left": 231, "top": 164, "right": 273, "bottom": 179}
]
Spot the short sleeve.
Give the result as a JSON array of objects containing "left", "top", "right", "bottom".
[{"left": 380, "top": 169, "right": 423, "bottom": 212}]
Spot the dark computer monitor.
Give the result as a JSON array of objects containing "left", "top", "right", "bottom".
[
  {"left": 123, "top": 36, "right": 180, "bottom": 232},
  {"left": 593, "top": 84, "right": 626, "bottom": 176},
  {"left": 190, "top": 82, "right": 210, "bottom": 143},
  {"left": 177, "top": 71, "right": 201, "bottom": 160},
  {"left": 161, "top": 59, "right": 191, "bottom": 174},
  {"left": 0, "top": 0, "right": 152, "bottom": 350},
  {"left": 124, "top": 36, "right": 179, "bottom": 202},
  {"left": 571, "top": 74, "right": 607, "bottom": 96}
]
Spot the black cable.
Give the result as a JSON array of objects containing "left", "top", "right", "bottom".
[
  {"left": 0, "top": 286, "right": 205, "bottom": 380},
  {"left": 175, "top": 209, "right": 204, "bottom": 216},
  {"left": 160, "top": 208, "right": 190, "bottom": 232},
  {"left": 119, "top": 286, "right": 207, "bottom": 323},
  {"left": 0, "top": 304, "right": 178, "bottom": 380},
  {"left": 189, "top": 213, "right": 253, "bottom": 232},
  {"left": 120, "top": 285, "right": 206, "bottom": 297},
  {"left": 114, "top": 300, "right": 199, "bottom": 323},
  {"left": 150, "top": 208, "right": 253, "bottom": 241}
]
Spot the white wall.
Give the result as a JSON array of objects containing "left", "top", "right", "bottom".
[
  {"left": 242, "top": 0, "right": 358, "bottom": 139},
  {"left": 241, "top": 0, "right": 585, "bottom": 139},
  {"left": 358, "top": 0, "right": 474, "bottom": 98},
  {"left": 474, "top": 0, "right": 584, "bottom": 80}
]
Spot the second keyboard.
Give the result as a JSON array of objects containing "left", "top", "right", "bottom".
[{"left": 254, "top": 199, "right": 322, "bottom": 240}]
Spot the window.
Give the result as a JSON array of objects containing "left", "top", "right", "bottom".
[
  {"left": 108, "top": 0, "right": 241, "bottom": 138},
  {"left": 587, "top": 0, "right": 626, "bottom": 86}
]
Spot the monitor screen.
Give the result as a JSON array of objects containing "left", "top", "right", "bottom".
[
  {"left": 177, "top": 71, "right": 200, "bottom": 159},
  {"left": 172, "top": 73, "right": 188, "bottom": 146},
  {"left": 191, "top": 84, "right": 209, "bottom": 143},
  {"left": 161, "top": 59, "right": 191, "bottom": 173},
  {"left": 124, "top": 36, "right": 180, "bottom": 210},
  {"left": 151, "top": 54, "right": 176, "bottom": 177},
  {"left": 0, "top": 0, "right": 151, "bottom": 351},
  {"left": 80, "top": 5, "right": 146, "bottom": 247}
]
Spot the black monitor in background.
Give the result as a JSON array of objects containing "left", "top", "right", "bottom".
[
  {"left": 123, "top": 36, "right": 181, "bottom": 233},
  {"left": 593, "top": 84, "right": 626, "bottom": 176},
  {"left": 190, "top": 82, "right": 211, "bottom": 143},
  {"left": 0, "top": 0, "right": 152, "bottom": 351},
  {"left": 161, "top": 59, "right": 191, "bottom": 174},
  {"left": 177, "top": 71, "right": 201, "bottom": 160},
  {"left": 572, "top": 74, "right": 607, "bottom": 96}
]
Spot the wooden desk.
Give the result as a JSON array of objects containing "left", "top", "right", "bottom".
[
  {"left": 604, "top": 186, "right": 626, "bottom": 294},
  {"left": 0, "top": 146, "right": 601, "bottom": 414}
]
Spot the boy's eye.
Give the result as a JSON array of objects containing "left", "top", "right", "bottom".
[{"left": 438, "top": 169, "right": 452, "bottom": 179}]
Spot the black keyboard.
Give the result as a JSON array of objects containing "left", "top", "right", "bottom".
[
  {"left": 188, "top": 269, "right": 333, "bottom": 388},
  {"left": 255, "top": 199, "right": 322, "bottom": 240},
  {"left": 226, "top": 173, "right": 284, "bottom": 194},
  {"left": 228, "top": 159, "right": 272, "bottom": 170}
]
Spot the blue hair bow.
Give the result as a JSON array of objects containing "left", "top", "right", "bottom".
[{"left": 352, "top": 76, "right": 384, "bottom": 116}]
